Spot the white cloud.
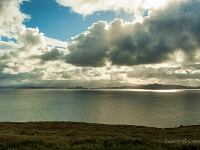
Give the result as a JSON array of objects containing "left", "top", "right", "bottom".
[
  {"left": 55, "top": 0, "right": 174, "bottom": 16},
  {"left": 0, "top": 0, "right": 29, "bottom": 37},
  {"left": 64, "top": 0, "right": 200, "bottom": 67},
  {"left": 0, "top": 41, "right": 18, "bottom": 51},
  {"left": 1, "top": 26, "right": 67, "bottom": 77},
  {"left": 15, "top": 26, "right": 46, "bottom": 50},
  {"left": 56, "top": 0, "right": 142, "bottom": 16},
  {"left": 1, "top": 0, "right": 200, "bottom": 87},
  {"left": 45, "top": 37, "right": 68, "bottom": 48}
]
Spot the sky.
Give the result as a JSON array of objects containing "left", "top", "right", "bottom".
[{"left": 0, "top": 0, "right": 200, "bottom": 87}]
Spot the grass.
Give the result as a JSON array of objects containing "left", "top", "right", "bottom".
[{"left": 0, "top": 122, "right": 200, "bottom": 149}]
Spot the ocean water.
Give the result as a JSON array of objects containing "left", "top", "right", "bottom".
[{"left": 0, "top": 89, "right": 200, "bottom": 128}]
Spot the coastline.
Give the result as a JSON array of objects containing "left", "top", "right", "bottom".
[{"left": 0, "top": 122, "right": 200, "bottom": 149}]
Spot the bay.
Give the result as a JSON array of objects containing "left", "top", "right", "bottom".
[{"left": 0, "top": 89, "right": 200, "bottom": 128}]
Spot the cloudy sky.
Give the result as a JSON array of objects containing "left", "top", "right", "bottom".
[{"left": 0, "top": 0, "right": 200, "bottom": 87}]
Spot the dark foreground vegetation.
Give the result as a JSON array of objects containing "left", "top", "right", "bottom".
[{"left": 0, "top": 122, "right": 200, "bottom": 150}]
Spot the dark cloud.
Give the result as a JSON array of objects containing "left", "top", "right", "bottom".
[
  {"left": 29, "top": 48, "right": 64, "bottom": 65},
  {"left": 65, "top": 0, "right": 200, "bottom": 67},
  {"left": 1, "top": 0, "right": 200, "bottom": 87},
  {"left": 40, "top": 48, "right": 63, "bottom": 62},
  {"left": 65, "top": 21, "right": 109, "bottom": 67}
]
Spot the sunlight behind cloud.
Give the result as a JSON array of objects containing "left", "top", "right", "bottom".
[
  {"left": 55, "top": 0, "right": 172, "bottom": 16},
  {"left": 143, "top": 0, "right": 167, "bottom": 9},
  {"left": 1, "top": 0, "right": 200, "bottom": 87}
]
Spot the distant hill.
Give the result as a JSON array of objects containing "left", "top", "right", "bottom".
[
  {"left": 97, "top": 83, "right": 200, "bottom": 90},
  {"left": 0, "top": 84, "right": 199, "bottom": 89},
  {"left": 136, "top": 83, "right": 194, "bottom": 89},
  {"left": 0, "top": 85, "right": 87, "bottom": 89}
]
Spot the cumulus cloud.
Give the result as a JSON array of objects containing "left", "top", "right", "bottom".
[
  {"left": 15, "top": 26, "right": 46, "bottom": 50},
  {"left": 65, "top": 21, "right": 109, "bottom": 67},
  {"left": 0, "top": 0, "right": 29, "bottom": 37},
  {"left": 31, "top": 48, "right": 64, "bottom": 63},
  {"left": 1, "top": 0, "right": 200, "bottom": 87},
  {"left": 1, "top": 28, "right": 66, "bottom": 75},
  {"left": 0, "top": 26, "right": 68, "bottom": 80},
  {"left": 64, "top": 0, "right": 200, "bottom": 67},
  {"left": 55, "top": 0, "right": 171, "bottom": 16}
]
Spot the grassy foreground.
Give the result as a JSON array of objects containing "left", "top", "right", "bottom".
[{"left": 0, "top": 122, "right": 200, "bottom": 150}]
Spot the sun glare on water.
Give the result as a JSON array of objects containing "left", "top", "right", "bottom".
[
  {"left": 127, "top": 89, "right": 185, "bottom": 93},
  {"left": 153, "top": 89, "right": 184, "bottom": 93}
]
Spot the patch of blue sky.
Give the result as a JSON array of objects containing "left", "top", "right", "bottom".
[
  {"left": 1, "top": 36, "right": 17, "bottom": 43},
  {"left": 20, "top": 0, "right": 134, "bottom": 41}
]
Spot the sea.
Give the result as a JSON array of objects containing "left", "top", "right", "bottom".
[{"left": 0, "top": 89, "right": 200, "bottom": 128}]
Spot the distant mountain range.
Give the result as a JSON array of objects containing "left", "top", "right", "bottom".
[
  {"left": 0, "top": 83, "right": 200, "bottom": 89},
  {"left": 97, "top": 83, "right": 200, "bottom": 89}
]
